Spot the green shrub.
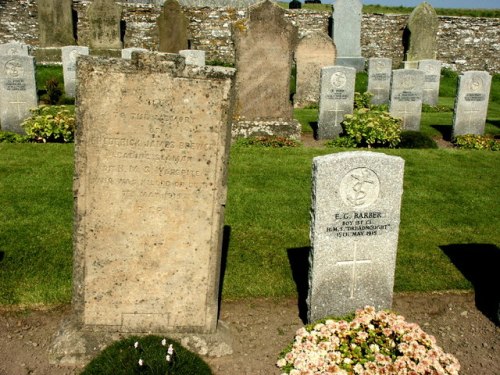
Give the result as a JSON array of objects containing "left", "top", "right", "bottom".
[
  {"left": 353, "top": 91, "right": 372, "bottom": 110},
  {"left": 325, "top": 136, "right": 357, "bottom": 148},
  {"left": 44, "top": 78, "right": 63, "bottom": 104},
  {"left": 0, "top": 131, "right": 29, "bottom": 143},
  {"left": 21, "top": 105, "right": 75, "bottom": 143},
  {"left": 81, "top": 335, "right": 212, "bottom": 375},
  {"left": 234, "top": 136, "right": 301, "bottom": 148},
  {"left": 453, "top": 134, "right": 499, "bottom": 151},
  {"left": 398, "top": 131, "right": 438, "bottom": 149}
]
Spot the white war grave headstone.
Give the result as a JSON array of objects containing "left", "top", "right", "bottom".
[
  {"left": 0, "top": 42, "right": 29, "bottom": 56},
  {"left": 419, "top": 59, "right": 441, "bottom": 106},
  {"left": 389, "top": 69, "right": 424, "bottom": 131},
  {"left": 179, "top": 50, "right": 206, "bottom": 66},
  {"left": 367, "top": 57, "right": 392, "bottom": 105},
  {"left": 62, "top": 46, "right": 89, "bottom": 98}
]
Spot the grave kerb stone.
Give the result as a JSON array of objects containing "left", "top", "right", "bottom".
[{"left": 121, "top": 47, "right": 149, "bottom": 59}]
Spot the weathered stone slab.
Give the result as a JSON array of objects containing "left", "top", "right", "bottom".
[
  {"left": 179, "top": 50, "right": 206, "bottom": 66},
  {"left": 62, "top": 46, "right": 89, "bottom": 98},
  {"left": 0, "top": 42, "right": 29, "bottom": 56},
  {"left": 317, "top": 66, "right": 356, "bottom": 139},
  {"left": 157, "top": 0, "right": 189, "bottom": 53},
  {"left": 331, "top": 0, "right": 365, "bottom": 71},
  {"left": 367, "top": 57, "right": 392, "bottom": 105},
  {"left": 308, "top": 151, "right": 405, "bottom": 322},
  {"left": 452, "top": 71, "right": 492, "bottom": 137},
  {"left": 121, "top": 47, "right": 148, "bottom": 59},
  {"left": 0, "top": 55, "right": 38, "bottom": 133},
  {"left": 87, "top": 0, "right": 123, "bottom": 50},
  {"left": 232, "top": 0, "right": 300, "bottom": 139},
  {"left": 419, "top": 59, "right": 441, "bottom": 106},
  {"left": 404, "top": 2, "right": 438, "bottom": 68},
  {"left": 389, "top": 69, "right": 424, "bottom": 131},
  {"left": 37, "top": 0, "right": 76, "bottom": 47},
  {"left": 294, "top": 31, "right": 336, "bottom": 108}
]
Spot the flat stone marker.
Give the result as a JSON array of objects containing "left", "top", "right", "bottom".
[
  {"left": 157, "top": 0, "right": 189, "bottom": 53},
  {"left": 294, "top": 31, "right": 336, "bottom": 109},
  {"left": 317, "top": 66, "right": 356, "bottom": 139},
  {"left": 419, "top": 59, "right": 441, "bottom": 106},
  {"left": 389, "top": 69, "right": 424, "bottom": 131},
  {"left": 331, "top": 0, "right": 365, "bottom": 71},
  {"left": 87, "top": 0, "right": 123, "bottom": 50},
  {"left": 37, "top": 0, "right": 76, "bottom": 47},
  {"left": 308, "top": 151, "right": 405, "bottom": 322},
  {"left": 62, "top": 46, "right": 89, "bottom": 98},
  {"left": 367, "top": 57, "right": 392, "bottom": 105},
  {"left": 0, "top": 42, "right": 29, "bottom": 56},
  {"left": 452, "top": 71, "right": 492, "bottom": 137},
  {"left": 121, "top": 47, "right": 148, "bottom": 59},
  {"left": 0, "top": 55, "right": 38, "bottom": 133},
  {"left": 404, "top": 2, "right": 438, "bottom": 69},
  {"left": 179, "top": 49, "right": 206, "bottom": 66}
]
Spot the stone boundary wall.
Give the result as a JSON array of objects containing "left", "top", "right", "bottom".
[{"left": 0, "top": 0, "right": 498, "bottom": 72}]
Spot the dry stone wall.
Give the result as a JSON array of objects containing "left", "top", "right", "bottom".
[{"left": 0, "top": 0, "right": 498, "bottom": 73}]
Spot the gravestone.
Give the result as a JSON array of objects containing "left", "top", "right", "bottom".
[
  {"left": 0, "top": 55, "right": 38, "bottom": 133},
  {"left": 87, "top": 0, "right": 123, "bottom": 50},
  {"left": 50, "top": 52, "right": 235, "bottom": 364},
  {"left": 37, "top": 0, "right": 76, "bottom": 47},
  {"left": 231, "top": 0, "right": 300, "bottom": 139},
  {"left": 62, "top": 46, "right": 89, "bottom": 98},
  {"left": 157, "top": 0, "right": 189, "bottom": 53},
  {"left": 389, "top": 69, "right": 424, "bottom": 131},
  {"left": 179, "top": 49, "right": 206, "bottom": 66},
  {"left": 0, "top": 42, "right": 29, "bottom": 56},
  {"left": 121, "top": 47, "right": 148, "bottom": 59},
  {"left": 419, "top": 59, "right": 441, "bottom": 106},
  {"left": 289, "top": 0, "right": 301, "bottom": 9},
  {"left": 404, "top": 2, "right": 438, "bottom": 69},
  {"left": 308, "top": 151, "right": 405, "bottom": 322},
  {"left": 331, "top": 0, "right": 365, "bottom": 71},
  {"left": 452, "top": 71, "right": 492, "bottom": 137},
  {"left": 367, "top": 57, "right": 392, "bottom": 105},
  {"left": 294, "top": 31, "right": 336, "bottom": 108},
  {"left": 317, "top": 66, "right": 356, "bottom": 139}
]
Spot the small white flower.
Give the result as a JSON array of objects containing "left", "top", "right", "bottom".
[
  {"left": 167, "top": 344, "right": 174, "bottom": 355},
  {"left": 134, "top": 341, "right": 139, "bottom": 349},
  {"left": 166, "top": 354, "right": 171, "bottom": 362},
  {"left": 161, "top": 338, "right": 167, "bottom": 346},
  {"left": 138, "top": 358, "right": 144, "bottom": 366}
]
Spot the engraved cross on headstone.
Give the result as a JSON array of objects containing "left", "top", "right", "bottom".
[
  {"left": 370, "top": 86, "right": 386, "bottom": 101},
  {"left": 463, "top": 107, "right": 480, "bottom": 126},
  {"left": 396, "top": 103, "right": 416, "bottom": 128},
  {"left": 9, "top": 92, "right": 27, "bottom": 121},
  {"left": 326, "top": 102, "right": 345, "bottom": 125},
  {"left": 336, "top": 243, "right": 372, "bottom": 299}
]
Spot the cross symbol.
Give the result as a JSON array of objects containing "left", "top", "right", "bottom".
[
  {"left": 394, "top": 102, "right": 418, "bottom": 129},
  {"left": 9, "top": 92, "right": 27, "bottom": 121},
  {"left": 336, "top": 243, "right": 372, "bottom": 299},
  {"left": 369, "top": 87, "right": 387, "bottom": 102},
  {"left": 463, "top": 108, "right": 481, "bottom": 127},
  {"left": 326, "top": 102, "right": 345, "bottom": 125}
]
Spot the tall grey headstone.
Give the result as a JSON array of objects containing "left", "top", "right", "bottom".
[
  {"left": 0, "top": 55, "right": 38, "bottom": 133},
  {"left": 87, "top": 0, "right": 123, "bottom": 50},
  {"left": 0, "top": 42, "right": 29, "bottom": 56},
  {"left": 308, "top": 151, "right": 405, "bottom": 322},
  {"left": 157, "top": 0, "right": 189, "bottom": 53},
  {"left": 331, "top": 0, "right": 365, "bottom": 72},
  {"left": 452, "top": 71, "right": 492, "bottom": 137},
  {"left": 389, "top": 69, "right": 424, "bottom": 131},
  {"left": 317, "top": 66, "right": 356, "bottom": 139},
  {"left": 121, "top": 47, "right": 148, "bottom": 59},
  {"left": 367, "top": 58, "right": 392, "bottom": 105},
  {"left": 37, "top": 0, "right": 76, "bottom": 47},
  {"left": 419, "top": 59, "right": 441, "bottom": 106},
  {"left": 62, "top": 46, "right": 89, "bottom": 98},
  {"left": 179, "top": 50, "right": 206, "bottom": 66}
]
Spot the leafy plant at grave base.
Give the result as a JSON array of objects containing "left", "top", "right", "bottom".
[
  {"left": 452, "top": 134, "right": 499, "bottom": 151},
  {"left": 21, "top": 105, "right": 76, "bottom": 143},
  {"left": 277, "top": 306, "right": 460, "bottom": 375},
  {"left": 44, "top": 77, "right": 63, "bottom": 104},
  {"left": 81, "top": 335, "right": 212, "bottom": 375},
  {"left": 234, "top": 136, "right": 302, "bottom": 148},
  {"left": 0, "top": 131, "right": 29, "bottom": 143},
  {"left": 421, "top": 104, "right": 453, "bottom": 113},
  {"left": 398, "top": 131, "right": 438, "bottom": 149},
  {"left": 353, "top": 91, "right": 373, "bottom": 110}
]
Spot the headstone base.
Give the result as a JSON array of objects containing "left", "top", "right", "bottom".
[
  {"left": 32, "top": 47, "right": 63, "bottom": 64},
  {"left": 404, "top": 61, "right": 419, "bottom": 69},
  {"left": 89, "top": 48, "right": 123, "bottom": 58},
  {"left": 232, "top": 120, "right": 301, "bottom": 140},
  {"left": 49, "top": 316, "right": 233, "bottom": 367},
  {"left": 335, "top": 57, "right": 366, "bottom": 72}
]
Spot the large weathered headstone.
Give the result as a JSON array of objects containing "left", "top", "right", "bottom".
[
  {"left": 50, "top": 52, "right": 235, "bottom": 364},
  {"left": 157, "top": 0, "right": 189, "bottom": 53},
  {"left": 87, "top": 0, "right": 123, "bottom": 50},
  {"left": 0, "top": 42, "right": 29, "bottom": 56},
  {"left": 308, "top": 151, "right": 404, "bottom": 322},
  {"left": 294, "top": 31, "right": 336, "bottom": 108},
  {"left": 0, "top": 55, "right": 38, "bottom": 133},
  {"left": 452, "top": 71, "right": 492, "bottom": 137},
  {"left": 389, "top": 69, "right": 424, "bottom": 131},
  {"left": 179, "top": 49, "right": 206, "bottom": 66},
  {"left": 418, "top": 59, "right": 441, "bottom": 106},
  {"left": 331, "top": 0, "right": 365, "bottom": 71},
  {"left": 404, "top": 2, "right": 439, "bottom": 69},
  {"left": 231, "top": 0, "right": 300, "bottom": 139},
  {"left": 62, "top": 46, "right": 89, "bottom": 98},
  {"left": 317, "top": 66, "right": 356, "bottom": 139},
  {"left": 37, "top": 0, "right": 76, "bottom": 47},
  {"left": 367, "top": 57, "right": 392, "bottom": 105}
]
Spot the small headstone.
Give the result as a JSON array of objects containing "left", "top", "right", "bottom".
[
  {"left": 317, "top": 66, "right": 356, "bottom": 139},
  {"left": 231, "top": 0, "right": 300, "bottom": 139},
  {"left": 157, "top": 0, "right": 189, "bottom": 53},
  {"left": 62, "top": 46, "right": 89, "bottom": 98},
  {"left": 404, "top": 2, "right": 439, "bottom": 69},
  {"left": 0, "top": 55, "right": 38, "bottom": 133},
  {"left": 331, "top": 0, "right": 365, "bottom": 71},
  {"left": 419, "top": 59, "right": 441, "bottom": 106},
  {"left": 308, "top": 151, "right": 405, "bottom": 321},
  {"left": 289, "top": 0, "right": 301, "bottom": 9},
  {"left": 87, "top": 0, "right": 123, "bottom": 50},
  {"left": 179, "top": 50, "right": 206, "bottom": 66},
  {"left": 0, "top": 42, "right": 29, "bottom": 56},
  {"left": 367, "top": 57, "right": 392, "bottom": 105},
  {"left": 452, "top": 71, "right": 492, "bottom": 137},
  {"left": 121, "top": 47, "right": 148, "bottom": 59},
  {"left": 389, "top": 69, "right": 424, "bottom": 131},
  {"left": 294, "top": 31, "right": 336, "bottom": 108},
  {"left": 37, "top": 0, "right": 76, "bottom": 47}
]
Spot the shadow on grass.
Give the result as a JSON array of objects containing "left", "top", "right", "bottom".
[
  {"left": 440, "top": 244, "right": 500, "bottom": 325},
  {"left": 309, "top": 122, "right": 318, "bottom": 140},
  {"left": 218, "top": 225, "right": 231, "bottom": 320},
  {"left": 287, "top": 246, "right": 310, "bottom": 324},
  {"left": 431, "top": 124, "right": 453, "bottom": 141},
  {"left": 487, "top": 119, "right": 500, "bottom": 129}
]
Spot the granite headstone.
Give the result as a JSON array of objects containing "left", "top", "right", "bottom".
[
  {"left": 62, "top": 46, "right": 89, "bottom": 98},
  {"left": 389, "top": 69, "right": 424, "bottom": 131},
  {"left": 367, "top": 57, "right": 392, "bottom": 105},
  {"left": 87, "top": 0, "right": 123, "bottom": 50},
  {"left": 0, "top": 42, "right": 29, "bottom": 56},
  {"left": 419, "top": 59, "right": 441, "bottom": 106}
]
